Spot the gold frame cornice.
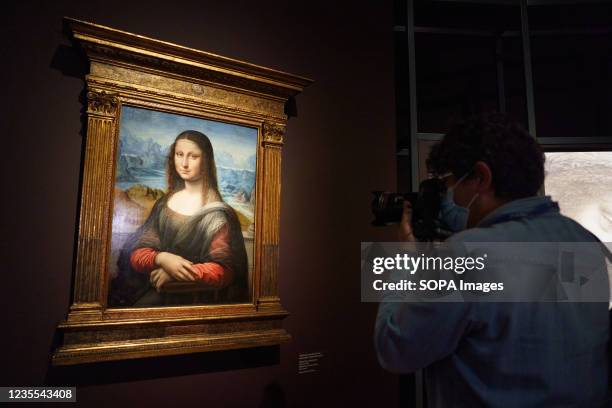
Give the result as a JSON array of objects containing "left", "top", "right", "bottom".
[
  {"left": 67, "top": 17, "right": 311, "bottom": 99},
  {"left": 53, "top": 17, "right": 312, "bottom": 365}
]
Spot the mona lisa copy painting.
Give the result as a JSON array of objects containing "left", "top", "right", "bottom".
[
  {"left": 109, "top": 107, "right": 258, "bottom": 307},
  {"left": 53, "top": 18, "right": 311, "bottom": 365}
]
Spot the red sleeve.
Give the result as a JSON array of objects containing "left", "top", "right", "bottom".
[
  {"left": 130, "top": 247, "right": 159, "bottom": 274},
  {"left": 192, "top": 225, "right": 234, "bottom": 288}
]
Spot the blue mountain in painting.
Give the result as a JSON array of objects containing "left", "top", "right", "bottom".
[
  {"left": 245, "top": 154, "right": 256, "bottom": 170},
  {"left": 216, "top": 151, "right": 236, "bottom": 168},
  {"left": 216, "top": 151, "right": 257, "bottom": 172},
  {"left": 116, "top": 129, "right": 167, "bottom": 183},
  {"left": 218, "top": 167, "right": 256, "bottom": 202}
]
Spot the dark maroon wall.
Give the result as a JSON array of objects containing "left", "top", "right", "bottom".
[{"left": 2, "top": 1, "right": 399, "bottom": 407}]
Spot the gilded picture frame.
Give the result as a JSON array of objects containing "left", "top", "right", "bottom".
[{"left": 52, "top": 17, "right": 311, "bottom": 365}]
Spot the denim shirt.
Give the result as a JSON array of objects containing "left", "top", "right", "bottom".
[{"left": 375, "top": 195, "right": 610, "bottom": 407}]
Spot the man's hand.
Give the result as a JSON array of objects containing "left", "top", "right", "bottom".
[
  {"left": 399, "top": 201, "right": 417, "bottom": 242},
  {"left": 155, "top": 252, "right": 197, "bottom": 281}
]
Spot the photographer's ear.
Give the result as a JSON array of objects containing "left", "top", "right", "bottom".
[{"left": 472, "top": 161, "right": 494, "bottom": 193}]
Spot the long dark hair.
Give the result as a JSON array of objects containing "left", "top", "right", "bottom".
[{"left": 166, "top": 130, "right": 222, "bottom": 203}]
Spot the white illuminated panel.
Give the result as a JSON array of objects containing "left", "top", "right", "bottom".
[
  {"left": 545, "top": 151, "right": 612, "bottom": 243},
  {"left": 545, "top": 151, "right": 612, "bottom": 307}
]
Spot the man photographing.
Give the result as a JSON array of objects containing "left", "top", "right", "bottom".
[{"left": 375, "top": 113, "right": 610, "bottom": 407}]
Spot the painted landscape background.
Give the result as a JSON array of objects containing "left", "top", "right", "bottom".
[{"left": 109, "top": 106, "right": 258, "bottom": 280}]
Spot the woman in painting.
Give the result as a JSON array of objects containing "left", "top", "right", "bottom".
[{"left": 112, "top": 130, "right": 248, "bottom": 306}]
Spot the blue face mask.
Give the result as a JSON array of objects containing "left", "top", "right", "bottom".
[{"left": 439, "top": 172, "right": 479, "bottom": 232}]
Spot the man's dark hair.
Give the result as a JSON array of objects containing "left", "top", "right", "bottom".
[{"left": 427, "top": 113, "right": 545, "bottom": 199}]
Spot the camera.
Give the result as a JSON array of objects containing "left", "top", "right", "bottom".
[{"left": 371, "top": 178, "right": 452, "bottom": 241}]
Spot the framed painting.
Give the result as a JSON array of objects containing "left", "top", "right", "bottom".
[
  {"left": 109, "top": 107, "right": 258, "bottom": 308},
  {"left": 52, "top": 18, "right": 312, "bottom": 365}
]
